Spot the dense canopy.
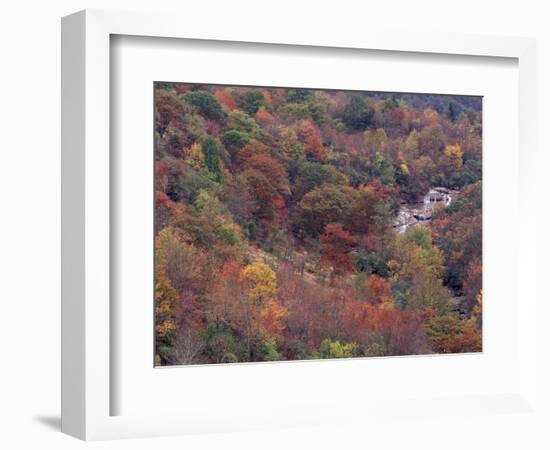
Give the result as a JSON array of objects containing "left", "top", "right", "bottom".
[{"left": 154, "top": 83, "right": 482, "bottom": 365}]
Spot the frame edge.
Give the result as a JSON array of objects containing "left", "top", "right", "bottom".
[{"left": 61, "top": 9, "right": 87, "bottom": 441}]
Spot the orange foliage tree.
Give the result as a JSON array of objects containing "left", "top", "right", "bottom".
[
  {"left": 298, "top": 120, "right": 326, "bottom": 161},
  {"left": 367, "top": 275, "right": 392, "bottom": 304},
  {"left": 214, "top": 89, "right": 237, "bottom": 111},
  {"left": 255, "top": 107, "right": 274, "bottom": 123}
]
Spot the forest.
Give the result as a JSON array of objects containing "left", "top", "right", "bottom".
[{"left": 154, "top": 82, "right": 482, "bottom": 365}]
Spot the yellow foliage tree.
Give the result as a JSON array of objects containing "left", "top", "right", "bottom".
[
  {"left": 389, "top": 228, "right": 450, "bottom": 313},
  {"left": 240, "top": 262, "right": 277, "bottom": 304},
  {"left": 405, "top": 129, "right": 420, "bottom": 155},
  {"left": 279, "top": 126, "right": 301, "bottom": 160},
  {"left": 443, "top": 143, "right": 464, "bottom": 170},
  {"left": 185, "top": 142, "right": 205, "bottom": 171},
  {"left": 154, "top": 270, "right": 178, "bottom": 339}
]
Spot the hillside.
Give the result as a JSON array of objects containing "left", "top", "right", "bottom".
[{"left": 154, "top": 83, "right": 483, "bottom": 365}]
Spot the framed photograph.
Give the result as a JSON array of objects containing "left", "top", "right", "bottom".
[{"left": 62, "top": 9, "right": 538, "bottom": 441}]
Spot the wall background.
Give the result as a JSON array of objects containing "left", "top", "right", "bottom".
[{"left": 0, "top": 1, "right": 547, "bottom": 449}]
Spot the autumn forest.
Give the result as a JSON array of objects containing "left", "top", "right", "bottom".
[{"left": 154, "top": 82, "right": 482, "bottom": 366}]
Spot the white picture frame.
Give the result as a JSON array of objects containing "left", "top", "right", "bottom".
[{"left": 61, "top": 9, "right": 538, "bottom": 441}]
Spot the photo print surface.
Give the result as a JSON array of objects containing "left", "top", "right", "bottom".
[{"left": 154, "top": 82, "right": 482, "bottom": 366}]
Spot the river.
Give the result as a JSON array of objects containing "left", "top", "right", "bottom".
[{"left": 393, "top": 187, "right": 460, "bottom": 233}]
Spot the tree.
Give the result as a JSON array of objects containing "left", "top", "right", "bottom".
[
  {"left": 155, "top": 228, "right": 203, "bottom": 293},
  {"left": 440, "top": 143, "right": 464, "bottom": 186},
  {"left": 260, "top": 299, "right": 289, "bottom": 340},
  {"left": 241, "top": 168, "right": 279, "bottom": 220},
  {"left": 204, "top": 324, "right": 240, "bottom": 364},
  {"left": 278, "top": 126, "right": 302, "bottom": 160},
  {"left": 241, "top": 153, "right": 289, "bottom": 195},
  {"left": 319, "top": 339, "right": 359, "bottom": 359},
  {"left": 287, "top": 88, "right": 313, "bottom": 103},
  {"left": 367, "top": 275, "right": 392, "bottom": 304},
  {"left": 444, "top": 144, "right": 463, "bottom": 167},
  {"left": 297, "top": 120, "right": 326, "bottom": 160},
  {"left": 155, "top": 89, "right": 209, "bottom": 158},
  {"left": 405, "top": 129, "right": 421, "bottom": 155},
  {"left": 342, "top": 96, "right": 374, "bottom": 131},
  {"left": 214, "top": 89, "right": 237, "bottom": 111},
  {"left": 261, "top": 336, "right": 282, "bottom": 361},
  {"left": 237, "top": 139, "right": 271, "bottom": 164},
  {"left": 201, "top": 136, "right": 223, "bottom": 181},
  {"left": 155, "top": 191, "right": 172, "bottom": 233},
  {"left": 154, "top": 239, "right": 182, "bottom": 363},
  {"left": 446, "top": 102, "right": 460, "bottom": 122},
  {"left": 255, "top": 107, "right": 274, "bottom": 123},
  {"left": 293, "top": 161, "right": 348, "bottom": 199},
  {"left": 431, "top": 181, "right": 482, "bottom": 292},
  {"left": 236, "top": 90, "right": 266, "bottom": 115},
  {"left": 154, "top": 270, "right": 178, "bottom": 341},
  {"left": 346, "top": 188, "right": 387, "bottom": 235},
  {"left": 172, "top": 328, "right": 205, "bottom": 365},
  {"left": 155, "top": 89, "right": 186, "bottom": 135},
  {"left": 374, "top": 152, "right": 396, "bottom": 185},
  {"left": 389, "top": 227, "right": 450, "bottom": 314},
  {"left": 419, "top": 123, "right": 445, "bottom": 159},
  {"left": 424, "top": 314, "right": 482, "bottom": 353},
  {"left": 223, "top": 262, "right": 279, "bottom": 360},
  {"left": 184, "top": 90, "right": 226, "bottom": 121},
  {"left": 240, "top": 262, "right": 277, "bottom": 303},
  {"left": 320, "top": 223, "right": 356, "bottom": 273},
  {"left": 463, "top": 257, "right": 482, "bottom": 315},
  {"left": 166, "top": 193, "right": 242, "bottom": 265},
  {"left": 184, "top": 142, "right": 205, "bottom": 171},
  {"left": 222, "top": 130, "right": 250, "bottom": 160},
  {"left": 366, "top": 304, "right": 429, "bottom": 356},
  {"left": 226, "top": 110, "right": 264, "bottom": 137},
  {"left": 163, "top": 156, "right": 214, "bottom": 203},
  {"left": 294, "top": 185, "right": 358, "bottom": 237},
  {"left": 220, "top": 173, "right": 257, "bottom": 226},
  {"left": 364, "top": 332, "right": 385, "bottom": 356},
  {"left": 209, "top": 260, "right": 280, "bottom": 361},
  {"left": 354, "top": 251, "right": 388, "bottom": 276}
]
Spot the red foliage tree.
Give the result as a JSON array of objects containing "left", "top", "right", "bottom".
[
  {"left": 345, "top": 189, "right": 380, "bottom": 235},
  {"left": 155, "top": 90, "right": 186, "bottom": 134},
  {"left": 367, "top": 305, "right": 428, "bottom": 355},
  {"left": 205, "top": 120, "right": 221, "bottom": 137},
  {"left": 272, "top": 194, "right": 285, "bottom": 210},
  {"left": 173, "top": 83, "right": 193, "bottom": 95},
  {"left": 175, "top": 289, "right": 204, "bottom": 332},
  {"left": 155, "top": 160, "right": 169, "bottom": 192},
  {"left": 320, "top": 223, "right": 356, "bottom": 273},
  {"left": 155, "top": 191, "right": 172, "bottom": 233},
  {"left": 390, "top": 106, "right": 409, "bottom": 129},
  {"left": 365, "top": 179, "right": 398, "bottom": 200},
  {"left": 242, "top": 153, "right": 289, "bottom": 196}
]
